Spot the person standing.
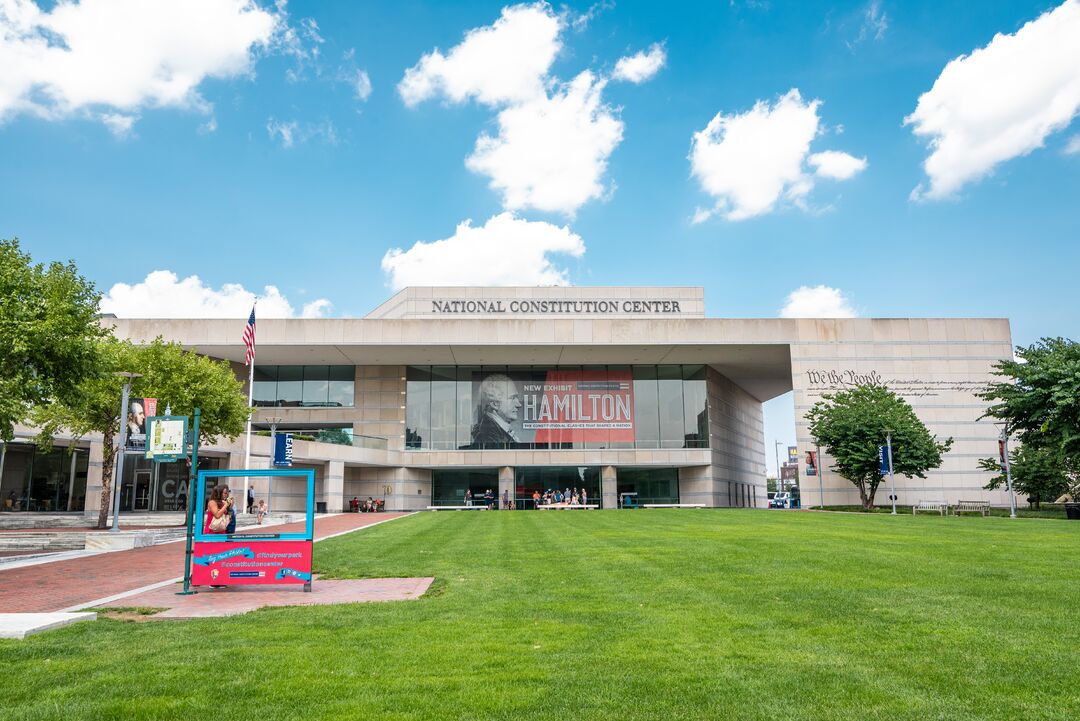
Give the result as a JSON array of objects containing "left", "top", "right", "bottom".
[
  {"left": 465, "top": 488, "right": 473, "bottom": 507},
  {"left": 484, "top": 488, "right": 494, "bottom": 509},
  {"left": 204, "top": 485, "right": 231, "bottom": 534},
  {"left": 502, "top": 489, "right": 510, "bottom": 510},
  {"left": 224, "top": 487, "right": 237, "bottom": 533},
  {"left": 246, "top": 485, "right": 255, "bottom": 514}
]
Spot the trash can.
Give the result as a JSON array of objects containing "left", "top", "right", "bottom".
[
  {"left": 1065, "top": 503, "right": 1080, "bottom": 520},
  {"left": 316, "top": 501, "right": 327, "bottom": 514}
]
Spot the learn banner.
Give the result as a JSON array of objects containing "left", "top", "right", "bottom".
[{"left": 191, "top": 540, "right": 312, "bottom": 586}]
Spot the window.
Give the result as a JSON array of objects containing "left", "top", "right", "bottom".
[
  {"left": 403, "top": 365, "right": 709, "bottom": 451},
  {"left": 250, "top": 366, "right": 355, "bottom": 408}
]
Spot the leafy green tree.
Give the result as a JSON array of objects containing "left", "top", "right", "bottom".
[
  {"left": 977, "top": 445, "right": 1076, "bottom": 509},
  {"left": 807, "top": 385, "right": 953, "bottom": 510},
  {"left": 35, "top": 337, "right": 249, "bottom": 528},
  {"left": 980, "top": 338, "right": 1080, "bottom": 461},
  {"left": 0, "top": 238, "right": 107, "bottom": 441}
]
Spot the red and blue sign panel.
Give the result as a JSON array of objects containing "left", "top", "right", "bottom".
[{"left": 191, "top": 468, "right": 314, "bottom": 588}]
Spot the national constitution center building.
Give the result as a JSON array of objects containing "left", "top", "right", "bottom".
[{"left": 1, "top": 287, "right": 1015, "bottom": 514}]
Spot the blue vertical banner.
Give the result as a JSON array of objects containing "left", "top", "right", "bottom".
[
  {"left": 274, "top": 433, "right": 294, "bottom": 467},
  {"left": 879, "top": 446, "right": 889, "bottom": 475}
]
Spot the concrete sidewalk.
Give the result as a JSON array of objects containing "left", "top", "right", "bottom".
[{"left": 0, "top": 513, "right": 409, "bottom": 613}]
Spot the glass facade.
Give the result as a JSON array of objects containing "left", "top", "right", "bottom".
[
  {"left": 617, "top": 467, "right": 680, "bottom": 506},
  {"left": 0, "top": 443, "right": 89, "bottom": 512},
  {"left": 515, "top": 466, "right": 601, "bottom": 509},
  {"left": 431, "top": 468, "right": 500, "bottom": 507},
  {"left": 253, "top": 365, "right": 355, "bottom": 407},
  {"left": 405, "top": 365, "right": 709, "bottom": 450}
]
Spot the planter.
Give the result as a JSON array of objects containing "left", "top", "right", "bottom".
[{"left": 1065, "top": 503, "right": 1080, "bottom": 520}]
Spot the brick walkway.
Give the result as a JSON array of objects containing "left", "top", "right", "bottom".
[{"left": 0, "top": 513, "right": 408, "bottom": 613}]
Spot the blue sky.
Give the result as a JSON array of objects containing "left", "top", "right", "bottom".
[{"left": 2, "top": 1, "right": 1078, "bottom": 471}]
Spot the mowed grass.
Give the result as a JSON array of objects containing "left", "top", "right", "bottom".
[{"left": 2, "top": 511, "right": 1078, "bottom": 721}]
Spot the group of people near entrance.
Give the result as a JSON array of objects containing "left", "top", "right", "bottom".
[
  {"left": 349, "top": 496, "right": 384, "bottom": 513},
  {"left": 203, "top": 484, "right": 268, "bottom": 534},
  {"left": 536, "top": 488, "right": 588, "bottom": 507}
]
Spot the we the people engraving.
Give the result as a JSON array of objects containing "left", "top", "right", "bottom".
[{"left": 804, "top": 369, "right": 987, "bottom": 398}]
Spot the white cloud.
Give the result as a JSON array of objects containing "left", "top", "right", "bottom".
[
  {"left": 0, "top": 0, "right": 282, "bottom": 129},
  {"left": 381, "top": 212, "right": 585, "bottom": 290},
  {"left": 856, "top": 0, "right": 888, "bottom": 44},
  {"left": 612, "top": 43, "right": 666, "bottom": 84},
  {"left": 100, "top": 112, "right": 137, "bottom": 138},
  {"left": 266, "top": 117, "right": 337, "bottom": 148},
  {"left": 397, "top": 2, "right": 562, "bottom": 107},
  {"left": 100, "top": 270, "right": 332, "bottom": 319},
  {"left": 779, "top": 286, "right": 857, "bottom": 318},
  {"left": 398, "top": 2, "right": 655, "bottom": 217},
  {"left": 570, "top": 0, "right": 615, "bottom": 32},
  {"left": 689, "top": 89, "right": 865, "bottom": 221},
  {"left": 466, "top": 71, "right": 623, "bottom": 215},
  {"left": 905, "top": 0, "right": 1080, "bottom": 200},
  {"left": 808, "top": 150, "right": 868, "bottom": 179},
  {"left": 1066, "top": 134, "right": 1080, "bottom": 155},
  {"left": 354, "top": 69, "right": 372, "bottom": 101}
]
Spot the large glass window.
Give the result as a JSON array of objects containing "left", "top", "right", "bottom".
[
  {"left": 682, "top": 365, "right": 708, "bottom": 448},
  {"left": 406, "top": 365, "right": 431, "bottom": 450},
  {"left": 277, "top": 366, "right": 303, "bottom": 406},
  {"left": 252, "top": 366, "right": 355, "bottom": 408},
  {"left": 328, "top": 366, "right": 355, "bottom": 407},
  {"left": 430, "top": 366, "right": 457, "bottom": 450},
  {"left": 617, "top": 467, "right": 679, "bottom": 505},
  {"left": 404, "top": 365, "right": 710, "bottom": 451},
  {"left": 0, "top": 444, "right": 89, "bottom": 512},
  {"left": 516, "top": 466, "right": 601, "bottom": 509},
  {"left": 431, "top": 468, "right": 499, "bottom": 506}
]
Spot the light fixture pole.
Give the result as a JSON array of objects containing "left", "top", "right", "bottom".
[
  {"left": 886, "top": 431, "right": 897, "bottom": 516},
  {"left": 111, "top": 372, "right": 143, "bottom": 532},
  {"left": 1000, "top": 427, "right": 1017, "bottom": 519},
  {"left": 774, "top": 441, "right": 784, "bottom": 493}
]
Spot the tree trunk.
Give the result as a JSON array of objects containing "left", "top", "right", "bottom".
[
  {"left": 858, "top": 481, "right": 872, "bottom": 511},
  {"left": 865, "top": 481, "right": 879, "bottom": 510},
  {"left": 96, "top": 437, "right": 116, "bottom": 529}
]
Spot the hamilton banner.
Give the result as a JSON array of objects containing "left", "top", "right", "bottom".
[{"left": 470, "top": 369, "right": 635, "bottom": 446}]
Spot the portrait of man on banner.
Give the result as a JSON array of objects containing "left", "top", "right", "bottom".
[{"left": 471, "top": 374, "right": 522, "bottom": 447}]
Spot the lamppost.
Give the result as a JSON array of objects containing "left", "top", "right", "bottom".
[
  {"left": 111, "top": 372, "right": 143, "bottom": 532},
  {"left": 885, "top": 431, "right": 897, "bottom": 516},
  {"left": 999, "top": 426, "right": 1017, "bottom": 519},
  {"left": 774, "top": 441, "right": 784, "bottom": 493}
]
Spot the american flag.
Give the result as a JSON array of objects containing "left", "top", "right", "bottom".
[{"left": 242, "top": 307, "right": 256, "bottom": 365}]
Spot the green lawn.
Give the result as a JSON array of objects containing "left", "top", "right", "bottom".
[{"left": 2, "top": 511, "right": 1078, "bottom": 720}]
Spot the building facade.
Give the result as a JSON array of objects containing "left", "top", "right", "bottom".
[{"left": 0, "top": 287, "right": 1014, "bottom": 514}]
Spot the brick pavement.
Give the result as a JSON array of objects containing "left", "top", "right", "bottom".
[{"left": 0, "top": 513, "right": 408, "bottom": 613}]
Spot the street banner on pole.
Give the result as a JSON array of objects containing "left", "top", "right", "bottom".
[
  {"left": 879, "top": 446, "right": 889, "bottom": 475},
  {"left": 273, "top": 432, "right": 294, "bottom": 467},
  {"left": 805, "top": 450, "right": 818, "bottom": 477}
]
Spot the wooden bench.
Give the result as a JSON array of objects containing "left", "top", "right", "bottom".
[
  {"left": 643, "top": 503, "right": 706, "bottom": 509},
  {"left": 912, "top": 501, "right": 949, "bottom": 516},
  {"left": 954, "top": 500, "right": 991, "bottom": 517},
  {"left": 426, "top": 505, "right": 488, "bottom": 511},
  {"left": 537, "top": 504, "right": 599, "bottom": 510}
]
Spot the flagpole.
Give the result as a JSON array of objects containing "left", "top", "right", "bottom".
[{"left": 242, "top": 301, "right": 256, "bottom": 514}]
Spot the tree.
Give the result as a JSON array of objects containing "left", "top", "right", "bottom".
[
  {"left": 35, "top": 337, "right": 249, "bottom": 528},
  {"left": 0, "top": 238, "right": 107, "bottom": 441},
  {"left": 977, "top": 445, "right": 1076, "bottom": 509},
  {"left": 807, "top": 385, "right": 953, "bottom": 510},
  {"left": 980, "top": 337, "right": 1080, "bottom": 458}
]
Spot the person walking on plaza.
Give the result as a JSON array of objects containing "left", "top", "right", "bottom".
[
  {"left": 465, "top": 488, "right": 473, "bottom": 507},
  {"left": 247, "top": 485, "right": 255, "bottom": 514},
  {"left": 484, "top": 488, "right": 494, "bottom": 509},
  {"left": 502, "top": 489, "right": 509, "bottom": 510}
]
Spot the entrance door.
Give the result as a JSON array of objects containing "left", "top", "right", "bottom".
[{"left": 134, "top": 470, "right": 151, "bottom": 511}]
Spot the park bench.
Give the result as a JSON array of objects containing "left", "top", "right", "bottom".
[
  {"left": 953, "top": 500, "right": 991, "bottom": 517},
  {"left": 912, "top": 500, "right": 949, "bottom": 516},
  {"left": 642, "top": 504, "right": 706, "bottom": 509},
  {"left": 537, "top": 504, "right": 599, "bottom": 510},
  {"left": 426, "top": 505, "right": 488, "bottom": 511}
]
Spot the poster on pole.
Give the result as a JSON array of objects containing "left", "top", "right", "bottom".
[
  {"left": 805, "top": 450, "right": 818, "bottom": 477},
  {"left": 145, "top": 415, "right": 188, "bottom": 462},
  {"left": 273, "top": 433, "right": 294, "bottom": 467},
  {"left": 126, "top": 397, "right": 157, "bottom": 449}
]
